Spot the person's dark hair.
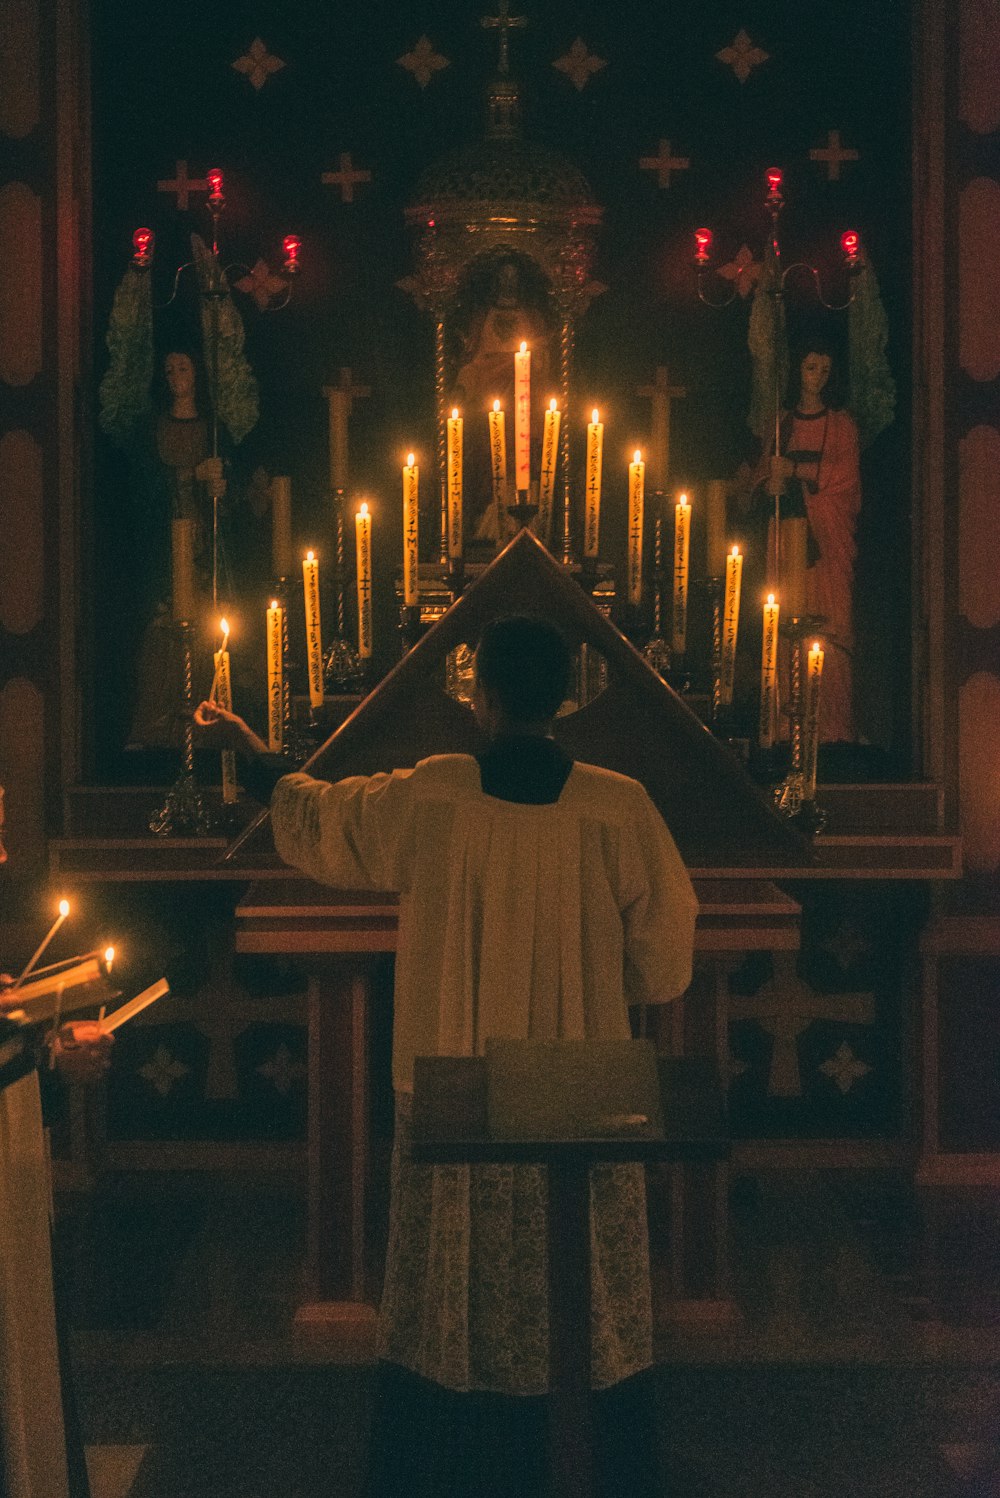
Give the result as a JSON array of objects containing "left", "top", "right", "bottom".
[
  {"left": 152, "top": 346, "right": 212, "bottom": 417},
  {"left": 786, "top": 336, "right": 846, "bottom": 410},
  {"left": 475, "top": 616, "right": 572, "bottom": 724}
]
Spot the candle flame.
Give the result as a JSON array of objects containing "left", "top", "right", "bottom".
[
  {"left": 633, "top": 449, "right": 642, "bottom": 464},
  {"left": 270, "top": 599, "right": 279, "bottom": 610},
  {"left": 767, "top": 593, "right": 775, "bottom": 606},
  {"left": 591, "top": 408, "right": 600, "bottom": 425},
  {"left": 359, "top": 502, "right": 369, "bottom": 519},
  {"left": 219, "top": 617, "right": 230, "bottom": 638},
  {"left": 306, "top": 549, "right": 314, "bottom": 562},
  {"left": 407, "top": 452, "right": 415, "bottom": 467},
  {"left": 549, "top": 397, "right": 557, "bottom": 412},
  {"left": 58, "top": 899, "right": 70, "bottom": 918},
  {"left": 731, "top": 544, "right": 740, "bottom": 557},
  {"left": 451, "top": 407, "right": 459, "bottom": 420},
  {"left": 104, "top": 946, "right": 115, "bottom": 970},
  {"left": 812, "top": 641, "right": 821, "bottom": 652},
  {"left": 679, "top": 492, "right": 689, "bottom": 507},
  {"left": 493, "top": 398, "right": 501, "bottom": 412},
  {"left": 519, "top": 341, "right": 527, "bottom": 354}
]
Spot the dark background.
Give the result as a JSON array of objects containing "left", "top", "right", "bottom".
[{"left": 89, "top": 0, "right": 912, "bottom": 773}]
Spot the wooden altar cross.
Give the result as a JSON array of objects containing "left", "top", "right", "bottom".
[
  {"left": 639, "top": 138, "right": 691, "bottom": 190},
  {"left": 481, "top": 0, "right": 528, "bottom": 74},
  {"left": 638, "top": 365, "right": 687, "bottom": 492},
  {"left": 156, "top": 160, "right": 208, "bottom": 212},
  {"left": 809, "top": 129, "right": 859, "bottom": 182},
  {"left": 322, "top": 368, "right": 372, "bottom": 491},
  {"left": 321, "top": 152, "right": 372, "bottom": 204}
]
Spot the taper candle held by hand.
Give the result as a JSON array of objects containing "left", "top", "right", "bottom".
[{"left": 14, "top": 898, "right": 71, "bottom": 989}]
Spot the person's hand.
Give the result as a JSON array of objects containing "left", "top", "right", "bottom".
[
  {"left": 0, "top": 973, "right": 18, "bottom": 1012},
  {"left": 195, "top": 456, "right": 227, "bottom": 496},
  {"left": 769, "top": 455, "right": 794, "bottom": 488},
  {"left": 49, "top": 1021, "right": 113, "bottom": 1086},
  {"left": 194, "top": 700, "right": 268, "bottom": 757}
]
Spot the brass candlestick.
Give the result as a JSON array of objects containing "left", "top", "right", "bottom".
[
  {"left": 149, "top": 620, "right": 210, "bottom": 836},
  {"left": 642, "top": 510, "right": 671, "bottom": 680},
  {"left": 323, "top": 489, "right": 363, "bottom": 692},
  {"left": 773, "top": 614, "right": 827, "bottom": 832}
]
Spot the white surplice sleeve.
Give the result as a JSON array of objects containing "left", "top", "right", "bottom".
[
  {"left": 271, "top": 768, "right": 418, "bottom": 892},
  {"left": 620, "top": 786, "right": 698, "bottom": 1005}
]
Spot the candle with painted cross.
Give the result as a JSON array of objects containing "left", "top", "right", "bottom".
[
  {"left": 759, "top": 592, "right": 780, "bottom": 748},
  {"left": 719, "top": 544, "right": 743, "bottom": 706},
  {"left": 487, "top": 400, "right": 507, "bottom": 517},
  {"left": 266, "top": 598, "right": 284, "bottom": 752},
  {"left": 672, "top": 491, "right": 691, "bottom": 654},
  {"left": 514, "top": 341, "right": 530, "bottom": 492},
  {"left": 803, "top": 640, "right": 824, "bottom": 798},
  {"left": 171, "top": 517, "right": 196, "bottom": 621},
  {"left": 446, "top": 407, "right": 463, "bottom": 560},
  {"left": 402, "top": 454, "right": 419, "bottom": 607},
  {"left": 627, "top": 449, "right": 645, "bottom": 607},
  {"left": 212, "top": 617, "right": 237, "bottom": 804},
  {"left": 302, "top": 551, "right": 324, "bottom": 709},
  {"left": 355, "top": 503, "right": 373, "bottom": 659},
  {"left": 584, "top": 407, "right": 604, "bottom": 561},
  {"left": 539, "top": 397, "right": 561, "bottom": 536},
  {"left": 270, "top": 476, "right": 293, "bottom": 578}
]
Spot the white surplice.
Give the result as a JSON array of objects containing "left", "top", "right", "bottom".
[{"left": 272, "top": 753, "right": 698, "bottom": 1393}]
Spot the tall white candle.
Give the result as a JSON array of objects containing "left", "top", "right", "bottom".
[
  {"left": 270, "top": 476, "right": 293, "bottom": 578},
  {"left": 705, "top": 479, "right": 728, "bottom": 578},
  {"left": 539, "top": 397, "right": 561, "bottom": 538},
  {"left": 355, "top": 503, "right": 373, "bottom": 659},
  {"left": 446, "top": 407, "right": 463, "bottom": 560},
  {"left": 302, "top": 551, "right": 324, "bottom": 709},
  {"left": 627, "top": 449, "right": 645, "bottom": 607},
  {"left": 719, "top": 545, "right": 744, "bottom": 706},
  {"left": 266, "top": 599, "right": 284, "bottom": 752},
  {"left": 514, "top": 341, "right": 530, "bottom": 492},
  {"left": 213, "top": 618, "right": 237, "bottom": 803},
  {"left": 759, "top": 592, "right": 780, "bottom": 748},
  {"left": 804, "top": 640, "right": 825, "bottom": 798},
  {"left": 402, "top": 455, "right": 419, "bottom": 607},
  {"left": 488, "top": 400, "right": 507, "bottom": 518},
  {"left": 171, "top": 518, "right": 196, "bottom": 621},
  {"left": 584, "top": 407, "right": 604, "bottom": 561},
  {"left": 672, "top": 492, "right": 691, "bottom": 654}
]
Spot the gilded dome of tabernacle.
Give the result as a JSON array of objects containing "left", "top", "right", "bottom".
[{"left": 409, "top": 136, "right": 598, "bottom": 218}]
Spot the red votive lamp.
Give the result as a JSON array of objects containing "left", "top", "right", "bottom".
[
  {"left": 131, "top": 227, "right": 154, "bottom": 267},
  {"left": 693, "top": 227, "right": 713, "bottom": 267},
  {"left": 840, "top": 229, "right": 861, "bottom": 270},
  {"left": 206, "top": 168, "right": 225, "bottom": 208},
  {"left": 282, "top": 234, "right": 302, "bottom": 275}
]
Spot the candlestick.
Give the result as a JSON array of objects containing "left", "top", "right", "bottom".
[
  {"left": 355, "top": 503, "right": 373, "bottom": 660},
  {"left": 514, "top": 341, "right": 531, "bottom": 493},
  {"left": 171, "top": 517, "right": 196, "bottom": 621},
  {"left": 266, "top": 599, "right": 284, "bottom": 751},
  {"left": 487, "top": 401, "right": 507, "bottom": 528},
  {"left": 705, "top": 479, "right": 728, "bottom": 579},
  {"left": 672, "top": 492, "right": 691, "bottom": 654},
  {"left": 13, "top": 898, "right": 70, "bottom": 989},
  {"left": 446, "top": 407, "right": 463, "bottom": 561},
  {"left": 212, "top": 620, "right": 237, "bottom": 805},
  {"left": 271, "top": 475, "right": 293, "bottom": 578},
  {"left": 803, "top": 640, "right": 824, "bottom": 799},
  {"left": 584, "top": 407, "right": 604, "bottom": 561},
  {"left": 539, "top": 397, "right": 560, "bottom": 541},
  {"left": 302, "top": 550, "right": 324, "bottom": 709},
  {"left": 759, "top": 592, "right": 780, "bottom": 748},
  {"left": 627, "top": 449, "right": 645, "bottom": 607},
  {"left": 403, "top": 455, "right": 419, "bottom": 607},
  {"left": 719, "top": 545, "right": 743, "bottom": 706}
]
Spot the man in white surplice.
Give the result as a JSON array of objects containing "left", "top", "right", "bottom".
[{"left": 196, "top": 616, "right": 697, "bottom": 1399}]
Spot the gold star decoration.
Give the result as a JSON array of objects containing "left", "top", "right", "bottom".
[
  {"left": 232, "top": 37, "right": 286, "bottom": 92},
  {"left": 716, "top": 28, "right": 769, "bottom": 84},
  {"left": 553, "top": 38, "right": 607, "bottom": 92},
  {"left": 819, "top": 1042, "right": 872, "bottom": 1094},
  {"left": 235, "top": 259, "right": 288, "bottom": 311},
  {"left": 717, "top": 245, "right": 760, "bottom": 298},
  {"left": 398, "top": 35, "right": 450, "bottom": 89}
]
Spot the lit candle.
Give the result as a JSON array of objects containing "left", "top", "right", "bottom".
[
  {"left": 759, "top": 592, "right": 780, "bottom": 748},
  {"left": 627, "top": 449, "right": 645, "bottom": 607},
  {"left": 705, "top": 479, "right": 728, "bottom": 578},
  {"left": 355, "top": 503, "right": 373, "bottom": 659},
  {"left": 539, "top": 397, "right": 561, "bottom": 537},
  {"left": 719, "top": 544, "right": 744, "bottom": 706},
  {"left": 171, "top": 517, "right": 196, "bottom": 621},
  {"left": 514, "top": 341, "right": 531, "bottom": 492},
  {"left": 212, "top": 618, "right": 237, "bottom": 804},
  {"left": 487, "top": 401, "right": 507, "bottom": 520},
  {"left": 13, "top": 898, "right": 71, "bottom": 988},
  {"left": 584, "top": 407, "right": 604, "bottom": 560},
  {"left": 402, "top": 454, "right": 419, "bottom": 607},
  {"left": 302, "top": 550, "right": 324, "bottom": 708},
  {"left": 266, "top": 598, "right": 284, "bottom": 752},
  {"left": 672, "top": 492, "right": 691, "bottom": 654},
  {"left": 446, "top": 407, "right": 463, "bottom": 560},
  {"left": 104, "top": 946, "right": 115, "bottom": 974},
  {"left": 804, "top": 640, "right": 825, "bottom": 798},
  {"left": 270, "top": 476, "right": 293, "bottom": 579}
]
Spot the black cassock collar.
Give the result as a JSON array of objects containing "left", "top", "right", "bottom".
[{"left": 476, "top": 735, "right": 574, "bottom": 805}]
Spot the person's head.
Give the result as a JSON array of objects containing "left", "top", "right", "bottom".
[
  {"left": 473, "top": 616, "right": 572, "bottom": 737},
  {"left": 153, "top": 347, "right": 209, "bottom": 415},
  {"left": 788, "top": 337, "right": 842, "bottom": 409}
]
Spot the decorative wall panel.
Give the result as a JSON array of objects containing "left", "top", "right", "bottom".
[
  {"left": 0, "top": 183, "right": 42, "bottom": 387},
  {"left": 0, "top": 431, "right": 44, "bottom": 636},
  {"left": 958, "top": 425, "right": 1000, "bottom": 629}
]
